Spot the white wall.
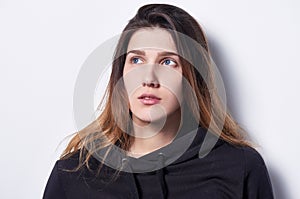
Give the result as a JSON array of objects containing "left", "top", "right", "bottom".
[{"left": 0, "top": 0, "right": 299, "bottom": 198}]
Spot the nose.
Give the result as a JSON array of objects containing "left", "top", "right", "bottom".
[
  {"left": 142, "top": 64, "right": 160, "bottom": 88},
  {"left": 142, "top": 82, "right": 160, "bottom": 88}
]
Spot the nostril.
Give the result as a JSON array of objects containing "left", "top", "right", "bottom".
[
  {"left": 148, "top": 83, "right": 154, "bottom": 87},
  {"left": 142, "top": 82, "right": 160, "bottom": 88}
]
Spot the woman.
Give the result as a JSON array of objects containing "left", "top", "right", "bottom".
[{"left": 43, "top": 4, "right": 274, "bottom": 199}]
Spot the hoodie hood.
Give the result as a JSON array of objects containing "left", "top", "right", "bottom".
[{"left": 118, "top": 127, "right": 224, "bottom": 198}]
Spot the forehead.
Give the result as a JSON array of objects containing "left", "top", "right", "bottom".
[{"left": 127, "top": 28, "right": 177, "bottom": 53}]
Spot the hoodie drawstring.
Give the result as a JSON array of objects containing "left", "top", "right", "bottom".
[
  {"left": 157, "top": 152, "right": 168, "bottom": 198},
  {"left": 121, "top": 153, "right": 168, "bottom": 199},
  {"left": 121, "top": 158, "right": 140, "bottom": 199}
]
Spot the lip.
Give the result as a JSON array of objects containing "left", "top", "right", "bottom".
[{"left": 138, "top": 93, "right": 161, "bottom": 105}]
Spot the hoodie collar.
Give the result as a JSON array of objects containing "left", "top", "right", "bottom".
[
  {"left": 120, "top": 126, "right": 224, "bottom": 199},
  {"left": 124, "top": 126, "right": 223, "bottom": 172}
]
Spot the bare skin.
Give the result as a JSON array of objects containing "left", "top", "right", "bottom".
[{"left": 123, "top": 28, "right": 183, "bottom": 158}]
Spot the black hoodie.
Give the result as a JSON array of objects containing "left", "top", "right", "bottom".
[{"left": 43, "top": 127, "right": 274, "bottom": 199}]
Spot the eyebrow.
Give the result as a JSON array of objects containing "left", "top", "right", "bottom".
[
  {"left": 127, "top": 49, "right": 179, "bottom": 57},
  {"left": 127, "top": 50, "right": 145, "bottom": 56}
]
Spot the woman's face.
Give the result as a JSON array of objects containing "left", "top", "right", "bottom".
[{"left": 123, "top": 28, "right": 183, "bottom": 127}]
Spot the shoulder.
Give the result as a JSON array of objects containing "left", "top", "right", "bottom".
[
  {"left": 43, "top": 152, "right": 82, "bottom": 199},
  {"left": 218, "top": 140, "right": 267, "bottom": 168},
  {"left": 223, "top": 143, "right": 270, "bottom": 176},
  {"left": 43, "top": 150, "right": 104, "bottom": 199},
  {"left": 222, "top": 143, "right": 274, "bottom": 198},
  {"left": 240, "top": 145, "right": 268, "bottom": 172},
  {"left": 213, "top": 140, "right": 271, "bottom": 178},
  {"left": 46, "top": 150, "right": 82, "bottom": 186},
  {"left": 56, "top": 150, "right": 82, "bottom": 171}
]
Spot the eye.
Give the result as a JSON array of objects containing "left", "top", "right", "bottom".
[
  {"left": 161, "top": 58, "right": 177, "bottom": 67},
  {"left": 130, "top": 57, "right": 143, "bottom": 64}
]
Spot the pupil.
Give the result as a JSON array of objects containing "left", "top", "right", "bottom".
[{"left": 165, "top": 60, "right": 170, "bottom": 65}]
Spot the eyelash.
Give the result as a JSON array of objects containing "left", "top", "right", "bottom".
[
  {"left": 129, "top": 57, "right": 178, "bottom": 67},
  {"left": 130, "top": 57, "right": 143, "bottom": 64}
]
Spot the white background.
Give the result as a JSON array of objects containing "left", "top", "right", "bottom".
[{"left": 1, "top": 0, "right": 299, "bottom": 198}]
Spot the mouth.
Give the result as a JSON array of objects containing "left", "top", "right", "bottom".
[
  {"left": 138, "top": 93, "right": 161, "bottom": 105},
  {"left": 138, "top": 93, "right": 161, "bottom": 100}
]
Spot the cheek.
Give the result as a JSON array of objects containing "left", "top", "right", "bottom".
[
  {"left": 157, "top": 67, "right": 182, "bottom": 94},
  {"left": 126, "top": 89, "right": 142, "bottom": 113},
  {"left": 167, "top": 88, "right": 182, "bottom": 106},
  {"left": 174, "top": 81, "right": 183, "bottom": 97},
  {"left": 123, "top": 63, "right": 130, "bottom": 75},
  {"left": 122, "top": 65, "right": 146, "bottom": 96},
  {"left": 163, "top": 80, "right": 183, "bottom": 103}
]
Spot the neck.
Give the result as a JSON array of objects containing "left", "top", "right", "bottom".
[{"left": 128, "top": 109, "right": 182, "bottom": 158}]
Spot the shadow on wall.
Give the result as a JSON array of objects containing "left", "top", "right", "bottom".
[
  {"left": 207, "top": 37, "right": 243, "bottom": 123},
  {"left": 208, "top": 36, "right": 289, "bottom": 199},
  {"left": 268, "top": 166, "right": 291, "bottom": 199}
]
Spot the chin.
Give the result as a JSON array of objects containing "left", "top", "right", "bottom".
[{"left": 133, "top": 114, "right": 165, "bottom": 124}]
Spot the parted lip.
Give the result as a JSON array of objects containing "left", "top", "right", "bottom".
[{"left": 138, "top": 93, "right": 161, "bottom": 100}]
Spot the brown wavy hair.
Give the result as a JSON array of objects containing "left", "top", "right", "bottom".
[{"left": 60, "top": 4, "right": 251, "bottom": 170}]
